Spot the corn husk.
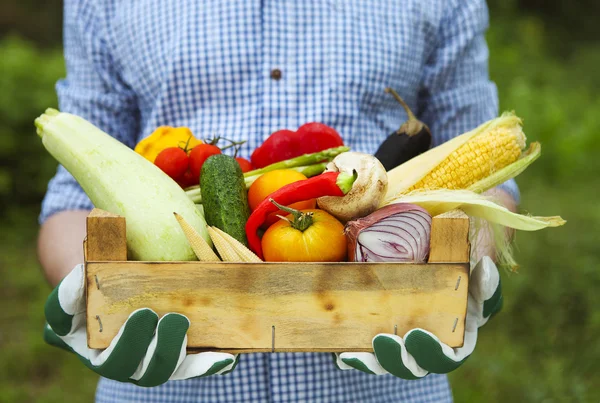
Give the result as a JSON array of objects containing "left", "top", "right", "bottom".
[
  {"left": 386, "top": 189, "right": 565, "bottom": 272},
  {"left": 385, "top": 189, "right": 566, "bottom": 230},
  {"left": 468, "top": 142, "right": 541, "bottom": 194}
]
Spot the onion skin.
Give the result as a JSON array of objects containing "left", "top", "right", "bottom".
[
  {"left": 317, "top": 152, "right": 388, "bottom": 223},
  {"left": 345, "top": 203, "right": 432, "bottom": 262}
]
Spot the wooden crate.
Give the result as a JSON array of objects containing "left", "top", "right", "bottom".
[{"left": 85, "top": 208, "right": 470, "bottom": 353}]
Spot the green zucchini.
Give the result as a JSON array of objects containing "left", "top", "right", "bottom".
[{"left": 200, "top": 154, "right": 251, "bottom": 245}]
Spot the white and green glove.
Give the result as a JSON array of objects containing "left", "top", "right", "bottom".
[
  {"left": 336, "top": 256, "right": 503, "bottom": 379},
  {"left": 43, "top": 264, "right": 238, "bottom": 387}
]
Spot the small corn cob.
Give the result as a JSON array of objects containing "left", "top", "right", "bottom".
[
  {"left": 174, "top": 213, "right": 220, "bottom": 261},
  {"left": 212, "top": 227, "right": 262, "bottom": 263},
  {"left": 408, "top": 125, "right": 526, "bottom": 192},
  {"left": 207, "top": 226, "right": 242, "bottom": 262}
]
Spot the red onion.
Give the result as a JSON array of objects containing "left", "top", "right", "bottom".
[{"left": 344, "top": 203, "right": 431, "bottom": 262}]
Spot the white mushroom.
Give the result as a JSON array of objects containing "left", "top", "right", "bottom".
[{"left": 317, "top": 152, "right": 388, "bottom": 222}]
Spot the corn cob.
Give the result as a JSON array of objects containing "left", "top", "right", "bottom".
[
  {"left": 383, "top": 112, "right": 540, "bottom": 204},
  {"left": 408, "top": 125, "right": 526, "bottom": 191},
  {"left": 212, "top": 227, "right": 263, "bottom": 263},
  {"left": 174, "top": 213, "right": 220, "bottom": 261},
  {"left": 207, "top": 226, "right": 242, "bottom": 262}
]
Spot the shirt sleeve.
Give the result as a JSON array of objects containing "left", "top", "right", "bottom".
[
  {"left": 39, "top": 0, "right": 140, "bottom": 224},
  {"left": 417, "top": 0, "right": 520, "bottom": 204}
]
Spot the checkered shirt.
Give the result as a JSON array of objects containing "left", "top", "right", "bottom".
[{"left": 41, "top": 0, "right": 517, "bottom": 401}]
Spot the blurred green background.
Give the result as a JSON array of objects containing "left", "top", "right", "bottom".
[{"left": 1, "top": 1, "right": 598, "bottom": 402}]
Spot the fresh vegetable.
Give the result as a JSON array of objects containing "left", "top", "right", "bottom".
[
  {"left": 317, "top": 152, "right": 388, "bottom": 222},
  {"left": 245, "top": 163, "right": 327, "bottom": 188},
  {"left": 374, "top": 88, "right": 431, "bottom": 171},
  {"left": 261, "top": 202, "right": 346, "bottom": 262},
  {"left": 235, "top": 157, "right": 253, "bottom": 173},
  {"left": 154, "top": 147, "right": 189, "bottom": 181},
  {"left": 294, "top": 122, "right": 345, "bottom": 155},
  {"left": 208, "top": 226, "right": 262, "bottom": 262},
  {"left": 247, "top": 169, "right": 316, "bottom": 227},
  {"left": 189, "top": 143, "right": 222, "bottom": 181},
  {"left": 244, "top": 146, "right": 349, "bottom": 178},
  {"left": 185, "top": 146, "right": 349, "bottom": 203},
  {"left": 134, "top": 126, "right": 202, "bottom": 163},
  {"left": 384, "top": 112, "right": 540, "bottom": 203},
  {"left": 245, "top": 171, "right": 357, "bottom": 259},
  {"left": 35, "top": 109, "right": 210, "bottom": 261},
  {"left": 174, "top": 212, "right": 220, "bottom": 262},
  {"left": 345, "top": 204, "right": 432, "bottom": 263},
  {"left": 250, "top": 123, "right": 344, "bottom": 168},
  {"left": 200, "top": 154, "right": 251, "bottom": 245}
]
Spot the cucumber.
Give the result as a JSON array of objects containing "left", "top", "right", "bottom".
[{"left": 200, "top": 154, "right": 251, "bottom": 246}]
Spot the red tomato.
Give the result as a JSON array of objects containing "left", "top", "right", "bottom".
[
  {"left": 189, "top": 144, "right": 222, "bottom": 180},
  {"left": 154, "top": 147, "right": 189, "bottom": 180},
  {"left": 176, "top": 170, "right": 197, "bottom": 189},
  {"left": 235, "top": 157, "right": 253, "bottom": 173}
]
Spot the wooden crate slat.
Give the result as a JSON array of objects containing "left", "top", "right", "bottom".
[
  {"left": 85, "top": 208, "right": 127, "bottom": 261},
  {"left": 428, "top": 209, "right": 471, "bottom": 263},
  {"left": 86, "top": 262, "right": 469, "bottom": 351}
]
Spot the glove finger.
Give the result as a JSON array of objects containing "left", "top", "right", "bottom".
[
  {"left": 132, "top": 313, "right": 190, "bottom": 387},
  {"left": 337, "top": 352, "right": 387, "bottom": 375},
  {"left": 44, "top": 264, "right": 85, "bottom": 336},
  {"left": 219, "top": 354, "right": 241, "bottom": 376},
  {"left": 404, "top": 329, "right": 468, "bottom": 374},
  {"left": 483, "top": 279, "right": 503, "bottom": 319},
  {"left": 43, "top": 323, "right": 73, "bottom": 353},
  {"left": 372, "top": 334, "right": 428, "bottom": 380},
  {"left": 470, "top": 257, "right": 500, "bottom": 303},
  {"left": 88, "top": 308, "right": 159, "bottom": 381},
  {"left": 171, "top": 352, "right": 236, "bottom": 380}
]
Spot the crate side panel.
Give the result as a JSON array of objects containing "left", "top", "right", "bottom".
[{"left": 86, "top": 262, "right": 468, "bottom": 351}]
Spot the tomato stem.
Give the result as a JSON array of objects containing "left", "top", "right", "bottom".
[
  {"left": 269, "top": 199, "right": 314, "bottom": 232},
  {"left": 220, "top": 139, "right": 247, "bottom": 151},
  {"left": 177, "top": 135, "right": 195, "bottom": 153}
]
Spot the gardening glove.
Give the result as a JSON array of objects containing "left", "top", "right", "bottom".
[
  {"left": 43, "top": 264, "right": 238, "bottom": 387},
  {"left": 335, "top": 256, "right": 502, "bottom": 379}
]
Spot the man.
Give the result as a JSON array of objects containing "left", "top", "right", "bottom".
[{"left": 39, "top": 0, "right": 518, "bottom": 401}]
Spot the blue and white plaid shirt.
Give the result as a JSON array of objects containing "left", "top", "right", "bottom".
[{"left": 41, "top": 0, "right": 517, "bottom": 401}]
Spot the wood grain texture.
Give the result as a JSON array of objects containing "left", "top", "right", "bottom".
[
  {"left": 428, "top": 210, "right": 471, "bottom": 263},
  {"left": 85, "top": 208, "right": 127, "bottom": 261},
  {"left": 86, "top": 262, "right": 469, "bottom": 351}
]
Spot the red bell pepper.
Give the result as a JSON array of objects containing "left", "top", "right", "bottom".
[
  {"left": 250, "top": 123, "right": 344, "bottom": 168},
  {"left": 245, "top": 170, "right": 357, "bottom": 259}
]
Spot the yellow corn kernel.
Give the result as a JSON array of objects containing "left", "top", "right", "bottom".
[
  {"left": 173, "top": 213, "right": 220, "bottom": 262},
  {"left": 207, "top": 227, "right": 241, "bottom": 262},
  {"left": 409, "top": 126, "right": 525, "bottom": 191},
  {"left": 212, "top": 227, "right": 262, "bottom": 263}
]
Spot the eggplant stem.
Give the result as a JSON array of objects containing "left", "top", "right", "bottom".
[{"left": 385, "top": 87, "right": 417, "bottom": 121}]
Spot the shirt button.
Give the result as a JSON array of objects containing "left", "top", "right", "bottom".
[{"left": 270, "top": 68, "right": 282, "bottom": 80}]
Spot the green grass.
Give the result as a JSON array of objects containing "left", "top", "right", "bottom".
[{"left": 0, "top": 210, "right": 98, "bottom": 403}]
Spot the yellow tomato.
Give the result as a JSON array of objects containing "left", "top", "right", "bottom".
[{"left": 261, "top": 209, "right": 347, "bottom": 262}]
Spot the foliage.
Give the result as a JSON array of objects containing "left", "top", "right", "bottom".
[
  {"left": 0, "top": 10, "right": 599, "bottom": 403},
  {"left": 0, "top": 36, "right": 64, "bottom": 221},
  {"left": 448, "top": 14, "right": 600, "bottom": 402}
]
